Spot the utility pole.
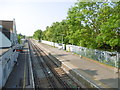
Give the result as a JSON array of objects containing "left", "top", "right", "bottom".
[
  {"left": 60, "top": 34, "right": 65, "bottom": 49},
  {"left": 62, "top": 35, "right": 63, "bottom": 44},
  {"left": 117, "top": 52, "right": 120, "bottom": 90}
]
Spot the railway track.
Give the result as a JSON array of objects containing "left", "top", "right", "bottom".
[{"left": 28, "top": 40, "right": 82, "bottom": 89}]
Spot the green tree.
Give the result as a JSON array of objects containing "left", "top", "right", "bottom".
[
  {"left": 33, "top": 30, "right": 42, "bottom": 41},
  {"left": 17, "top": 33, "right": 25, "bottom": 44},
  {"left": 41, "top": 1, "right": 120, "bottom": 52},
  {"left": 96, "top": 2, "right": 120, "bottom": 51}
]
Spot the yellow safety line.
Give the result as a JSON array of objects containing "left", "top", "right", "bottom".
[{"left": 23, "top": 51, "right": 27, "bottom": 89}]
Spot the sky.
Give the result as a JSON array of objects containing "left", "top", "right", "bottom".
[{"left": 0, "top": 0, "right": 77, "bottom": 36}]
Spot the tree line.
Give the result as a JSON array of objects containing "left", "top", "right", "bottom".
[
  {"left": 33, "top": 1, "right": 120, "bottom": 52},
  {"left": 17, "top": 33, "right": 25, "bottom": 44}
]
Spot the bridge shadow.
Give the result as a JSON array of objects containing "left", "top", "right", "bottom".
[
  {"left": 53, "top": 54, "right": 68, "bottom": 57},
  {"left": 78, "top": 69, "right": 98, "bottom": 76},
  {"left": 46, "top": 53, "right": 119, "bottom": 89},
  {"left": 99, "top": 78, "right": 119, "bottom": 88},
  {"left": 68, "top": 68, "right": 119, "bottom": 89}
]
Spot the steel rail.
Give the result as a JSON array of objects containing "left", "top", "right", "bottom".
[
  {"left": 30, "top": 41, "right": 58, "bottom": 88},
  {"left": 32, "top": 42, "right": 71, "bottom": 88},
  {"left": 29, "top": 40, "right": 82, "bottom": 89}
]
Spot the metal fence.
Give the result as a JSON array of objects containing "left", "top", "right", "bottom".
[
  {"left": 66, "top": 45, "right": 119, "bottom": 67},
  {"left": 41, "top": 40, "right": 120, "bottom": 68}
]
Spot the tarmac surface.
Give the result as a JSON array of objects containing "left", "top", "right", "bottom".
[
  {"left": 33, "top": 40, "right": 119, "bottom": 89},
  {"left": 4, "top": 43, "right": 31, "bottom": 88}
]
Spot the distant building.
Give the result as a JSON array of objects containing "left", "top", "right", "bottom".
[
  {"left": 0, "top": 19, "right": 19, "bottom": 89},
  {"left": 0, "top": 19, "right": 18, "bottom": 48}
]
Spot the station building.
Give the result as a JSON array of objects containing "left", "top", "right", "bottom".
[{"left": 0, "top": 19, "right": 19, "bottom": 89}]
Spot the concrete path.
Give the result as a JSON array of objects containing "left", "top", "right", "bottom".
[{"left": 33, "top": 40, "right": 119, "bottom": 89}]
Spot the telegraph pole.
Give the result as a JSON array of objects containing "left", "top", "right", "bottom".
[{"left": 60, "top": 34, "right": 65, "bottom": 49}]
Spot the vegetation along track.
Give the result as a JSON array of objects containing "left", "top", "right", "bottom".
[{"left": 28, "top": 40, "right": 82, "bottom": 89}]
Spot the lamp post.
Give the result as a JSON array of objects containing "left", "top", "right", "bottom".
[
  {"left": 60, "top": 34, "right": 65, "bottom": 49},
  {"left": 117, "top": 52, "right": 120, "bottom": 90}
]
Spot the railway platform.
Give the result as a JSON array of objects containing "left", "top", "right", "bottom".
[
  {"left": 32, "top": 40, "right": 119, "bottom": 89},
  {"left": 3, "top": 42, "right": 34, "bottom": 89}
]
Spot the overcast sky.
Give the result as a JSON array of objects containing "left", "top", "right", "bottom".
[{"left": 0, "top": 0, "right": 76, "bottom": 36}]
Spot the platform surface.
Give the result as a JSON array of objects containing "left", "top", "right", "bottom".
[
  {"left": 4, "top": 43, "right": 30, "bottom": 88},
  {"left": 33, "top": 40, "right": 119, "bottom": 89}
]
